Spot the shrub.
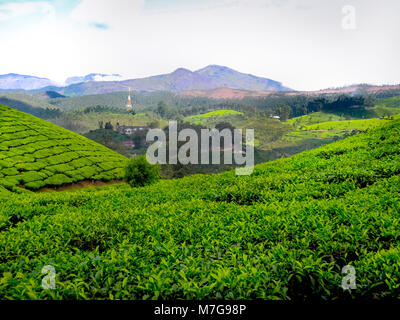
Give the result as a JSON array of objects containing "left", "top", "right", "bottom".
[
  {"left": 44, "top": 174, "right": 72, "bottom": 186},
  {"left": 124, "top": 155, "right": 161, "bottom": 187},
  {"left": 20, "top": 171, "right": 45, "bottom": 183},
  {"left": 25, "top": 180, "right": 46, "bottom": 190}
]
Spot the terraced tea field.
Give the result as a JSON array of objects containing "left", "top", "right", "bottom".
[
  {"left": 0, "top": 105, "right": 127, "bottom": 193},
  {"left": 283, "top": 117, "right": 396, "bottom": 143},
  {"left": 0, "top": 118, "right": 399, "bottom": 299}
]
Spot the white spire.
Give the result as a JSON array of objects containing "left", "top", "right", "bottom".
[{"left": 126, "top": 87, "right": 132, "bottom": 111}]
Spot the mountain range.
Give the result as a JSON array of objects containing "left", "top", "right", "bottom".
[{"left": 0, "top": 66, "right": 291, "bottom": 96}]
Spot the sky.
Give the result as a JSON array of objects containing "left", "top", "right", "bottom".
[{"left": 0, "top": 0, "right": 399, "bottom": 91}]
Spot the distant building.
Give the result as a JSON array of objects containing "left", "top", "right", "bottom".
[
  {"left": 123, "top": 141, "right": 135, "bottom": 148},
  {"left": 117, "top": 125, "right": 149, "bottom": 136}
]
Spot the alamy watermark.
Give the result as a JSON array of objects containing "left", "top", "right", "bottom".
[
  {"left": 342, "top": 5, "right": 356, "bottom": 30},
  {"left": 145, "top": 121, "right": 255, "bottom": 175},
  {"left": 341, "top": 265, "right": 356, "bottom": 290},
  {"left": 41, "top": 265, "right": 56, "bottom": 290}
]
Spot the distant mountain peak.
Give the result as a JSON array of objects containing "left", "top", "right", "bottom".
[
  {"left": 195, "top": 65, "right": 235, "bottom": 74},
  {"left": 171, "top": 68, "right": 193, "bottom": 74}
]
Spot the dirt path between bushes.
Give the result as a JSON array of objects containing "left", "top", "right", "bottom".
[{"left": 37, "top": 179, "right": 124, "bottom": 192}]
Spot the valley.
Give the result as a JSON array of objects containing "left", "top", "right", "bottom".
[{"left": 2, "top": 84, "right": 400, "bottom": 178}]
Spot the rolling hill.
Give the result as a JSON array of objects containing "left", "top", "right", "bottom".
[
  {"left": 0, "top": 119, "right": 399, "bottom": 299},
  {"left": 184, "top": 110, "right": 244, "bottom": 126},
  {"left": 0, "top": 91, "right": 55, "bottom": 110},
  {"left": 0, "top": 105, "right": 127, "bottom": 193}
]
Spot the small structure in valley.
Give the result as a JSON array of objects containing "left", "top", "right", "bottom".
[{"left": 117, "top": 125, "right": 149, "bottom": 136}]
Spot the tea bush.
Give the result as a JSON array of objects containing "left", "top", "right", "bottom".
[{"left": 124, "top": 155, "right": 161, "bottom": 187}]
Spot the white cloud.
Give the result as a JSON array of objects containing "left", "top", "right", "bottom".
[
  {"left": 92, "top": 74, "right": 123, "bottom": 82},
  {"left": 0, "top": 1, "right": 54, "bottom": 21}
]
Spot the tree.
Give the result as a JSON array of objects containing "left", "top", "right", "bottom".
[
  {"left": 104, "top": 121, "right": 113, "bottom": 130},
  {"left": 157, "top": 101, "right": 168, "bottom": 118},
  {"left": 132, "top": 130, "right": 148, "bottom": 149},
  {"left": 364, "top": 96, "right": 376, "bottom": 108},
  {"left": 279, "top": 105, "right": 292, "bottom": 122},
  {"left": 124, "top": 155, "right": 161, "bottom": 187}
]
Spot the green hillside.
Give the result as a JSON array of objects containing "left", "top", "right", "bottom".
[
  {"left": 0, "top": 91, "right": 55, "bottom": 110},
  {"left": 184, "top": 110, "right": 290, "bottom": 150},
  {"left": 0, "top": 119, "right": 399, "bottom": 299},
  {"left": 288, "top": 112, "right": 343, "bottom": 127},
  {"left": 302, "top": 118, "right": 389, "bottom": 131},
  {"left": 184, "top": 110, "right": 243, "bottom": 126},
  {"left": 376, "top": 96, "right": 400, "bottom": 108},
  {"left": 0, "top": 105, "right": 127, "bottom": 193},
  {"left": 284, "top": 115, "right": 397, "bottom": 143}
]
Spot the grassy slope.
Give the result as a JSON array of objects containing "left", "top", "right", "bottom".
[
  {"left": 184, "top": 110, "right": 290, "bottom": 150},
  {"left": 288, "top": 97, "right": 400, "bottom": 128},
  {"left": 288, "top": 112, "right": 343, "bottom": 127},
  {"left": 184, "top": 110, "right": 243, "bottom": 126},
  {"left": 376, "top": 96, "right": 400, "bottom": 108},
  {"left": 303, "top": 118, "right": 390, "bottom": 131},
  {"left": 0, "top": 120, "right": 399, "bottom": 299},
  {"left": 284, "top": 118, "right": 392, "bottom": 141},
  {"left": 284, "top": 104, "right": 399, "bottom": 143},
  {"left": 0, "top": 105, "right": 127, "bottom": 193},
  {"left": 0, "top": 91, "right": 55, "bottom": 110}
]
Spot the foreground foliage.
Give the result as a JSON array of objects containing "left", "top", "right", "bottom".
[{"left": 0, "top": 120, "right": 399, "bottom": 300}]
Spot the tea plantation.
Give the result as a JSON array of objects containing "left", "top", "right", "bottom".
[
  {"left": 0, "top": 115, "right": 399, "bottom": 300},
  {"left": 184, "top": 110, "right": 243, "bottom": 126},
  {"left": 0, "top": 105, "right": 127, "bottom": 193}
]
